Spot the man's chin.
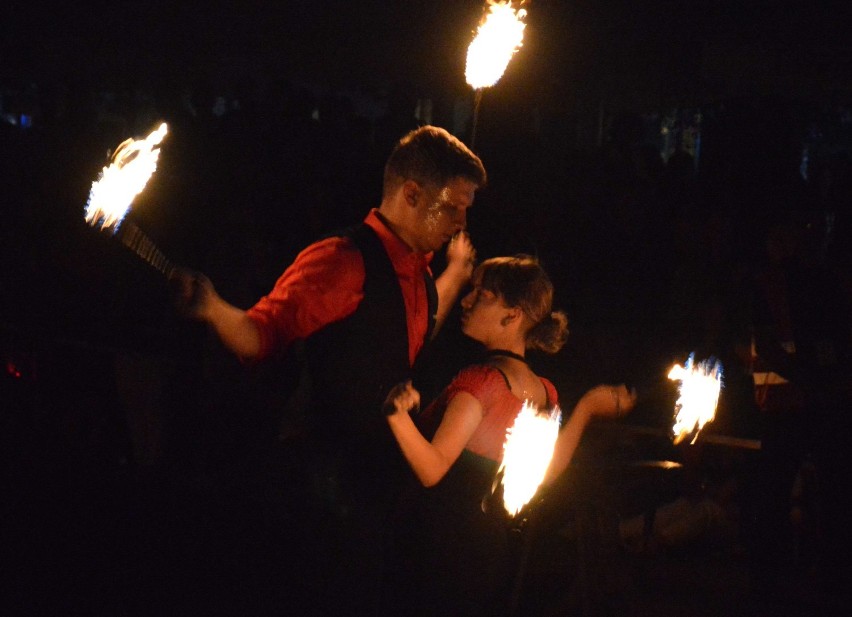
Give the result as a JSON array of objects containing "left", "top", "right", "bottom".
[{"left": 415, "top": 239, "right": 442, "bottom": 254}]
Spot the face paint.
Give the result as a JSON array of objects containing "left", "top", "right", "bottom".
[
  {"left": 424, "top": 186, "right": 451, "bottom": 234},
  {"left": 414, "top": 178, "right": 476, "bottom": 253}
]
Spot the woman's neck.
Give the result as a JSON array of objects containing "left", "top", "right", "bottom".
[
  {"left": 486, "top": 348, "right": 527, "bottom": 363},
  {"left": 485, "top": 344, "right": 546, "bottom": 405}
]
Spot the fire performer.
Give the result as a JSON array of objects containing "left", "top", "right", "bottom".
[
  {"left": 172, "top": 125, "right": 485, "bottom": 615},
  {"left": 382, "top": 255, "right": 636, "bottom": 616}
]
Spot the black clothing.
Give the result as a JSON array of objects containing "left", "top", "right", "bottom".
[
  {"left": 296, "top": 222, "right": 439, "bottom": 615},
  {"left": 389, "top": 450, "right": 514, "bottom": 617}
]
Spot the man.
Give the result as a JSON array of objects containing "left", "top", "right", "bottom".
[{"left": 175, "top": 125, "right": 486, "bottom": 613}]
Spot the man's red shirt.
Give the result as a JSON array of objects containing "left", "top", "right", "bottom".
[{"left": 246, "top": 209, "right": 433, "bottom": 367}]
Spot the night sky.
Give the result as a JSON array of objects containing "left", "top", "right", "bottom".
[{"left": 3, "top": 1, "right": 849, "bottom": 108}]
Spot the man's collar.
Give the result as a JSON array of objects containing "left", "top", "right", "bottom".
[{"left": 366, "top": 209, "right": 434, "bottom": 267}]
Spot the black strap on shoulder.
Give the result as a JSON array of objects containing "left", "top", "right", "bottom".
[
  {"left": 489, "top": 366, "right": 554, "bottom": 409},
  {"left": 491, "top": 366, "right": 512, "bottom": 391}
]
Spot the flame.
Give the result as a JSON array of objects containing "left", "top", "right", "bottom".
[
  {"left": 668, "top": 353, "right": 723, "bottom": 445},
  {"left": 465, "top": 1, "right": 527, "bottom": 90},
  {"left": 498, "top": 400, "right": 561, "bottom": 517},
  {"left": 84, "top": 122, "right": 168, "bottom": 232}
]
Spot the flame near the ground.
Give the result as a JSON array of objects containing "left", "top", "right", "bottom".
[
  {"left": 465, "top": 1, "right": 527, "bottom": 90},
  {"left": 499, "top": 400, "right": 561, "bottom": 516},
  {"left": 668, "top": 354, "right": 723, "bottom": 445},
  {"left": 84, "top": 123, "right": 168, "bottom": 232}
]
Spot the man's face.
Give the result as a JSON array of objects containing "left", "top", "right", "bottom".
[{"left": 412, "top": 176, "right": 477, "bottom": 253}]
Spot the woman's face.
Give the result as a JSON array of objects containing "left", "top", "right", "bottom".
[{"left": 459, "top": 276, "right": 509, "bottom": 343}]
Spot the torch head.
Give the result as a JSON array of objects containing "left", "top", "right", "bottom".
[
  {"left": 465, "top": 2, "right": 527, "bottom": 90},
  {"left": 84, "top": 123, "right": 168, "bottom": 232}
]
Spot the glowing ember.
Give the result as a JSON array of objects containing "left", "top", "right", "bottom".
[
  {"left": 465, "top": 1, "right": 527, "bottom": 90},
  {"left": 499, "top": 400, "right": 561, "bottom": 517},
  {"left": 668, "top": 353, "right": 723, "bottom": 445},
  {"left": 84, "top": 122, "right": 168, "bottom": 232}
]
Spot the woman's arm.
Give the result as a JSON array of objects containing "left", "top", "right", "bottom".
[
  {"left": 542, "top": 384, "right": 636, "bottom": 485},
  {"left": 385, "top": 383, "right": 483, "bottom": 487}
]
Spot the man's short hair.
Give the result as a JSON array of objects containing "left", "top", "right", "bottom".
[{"left": 383, "top": 125, "right": 487, "bottom": 197}]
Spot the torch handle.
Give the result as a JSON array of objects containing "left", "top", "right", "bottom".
[
  {"left": 119, "top": 221, "right": 176, "bottom": 279},
  {"left": 470, "top": 88, "right": 484, "bottom": 149}
]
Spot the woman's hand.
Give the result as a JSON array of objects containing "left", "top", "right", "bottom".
[
  {"left": 545, "top": 384, "right": 636, "bottom": 485},
  {"left": 382, "top": 380, "right": 421, "bottom": 417},
  {"left": 578, "top": 384, "right": 637, "bottom": 420}
]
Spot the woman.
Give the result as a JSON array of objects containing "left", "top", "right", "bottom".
[{"left": 383, "top": 255, "right": 636, "bottom": 616}]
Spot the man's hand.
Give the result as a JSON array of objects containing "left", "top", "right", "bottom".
[
  {"left": 169, "top": 267, "right": 216, "bottom": 320},
  {"left": 169, "top": 267, "right": 262, "bottom": 359}
]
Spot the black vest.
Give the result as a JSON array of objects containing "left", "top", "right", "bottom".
[{"left": 303, "top": 222, "right": 438, "bottom": 503}]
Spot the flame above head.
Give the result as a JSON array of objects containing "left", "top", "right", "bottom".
[
  {"left": 84, "top": 122, "right": 168, "bottom": 232},
  {"left": 465, "top": 1, "right": 527, "bottom": 90},
  {"left": 668, "top": 353, "right": 723, "bottom": 445},
  {"left": 499, "top": 400, "right": 561, "bottom": 517}
]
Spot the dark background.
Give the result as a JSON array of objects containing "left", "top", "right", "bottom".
[{"left": 2, "top": 1, "right": 851, "bottom": 615}]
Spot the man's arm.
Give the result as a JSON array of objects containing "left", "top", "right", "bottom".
[
  {"left": 202, "top": 292, "right": 262, "bottom": 360},
  {"left": 171, "top": 270, "right": 262, "bottom": 360},
  {"left": 172, "top": 237, "right": 364, "bottom": 362},
  {"left": 433, "top": 232, "right": 476, "bottom": 338}
]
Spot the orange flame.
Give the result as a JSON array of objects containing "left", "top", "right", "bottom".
[
  {"left": 465, "top": 1, "right": 527, "bottom": 90},
  {"left": 668, "top": 354, "right": 723, "bottom": 445},
  {"left": 499, "top": 399, "right": 561, "bottom": 516},
  {"left": 84, "top": 122, "right": 168, "bottom": 232}
]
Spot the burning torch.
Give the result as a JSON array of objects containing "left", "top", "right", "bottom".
[
  {"left": 484, "top": 399, "right": 562, "bottom": 519},
  {"left": 668, "top": 353, "right": 723, "bottom": 445},
  {"left": 465, "top": 1, "right": 528, "bottom": 147},
  {"left": 84, "top": 122, "right": 176, "bottom": 279}
]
